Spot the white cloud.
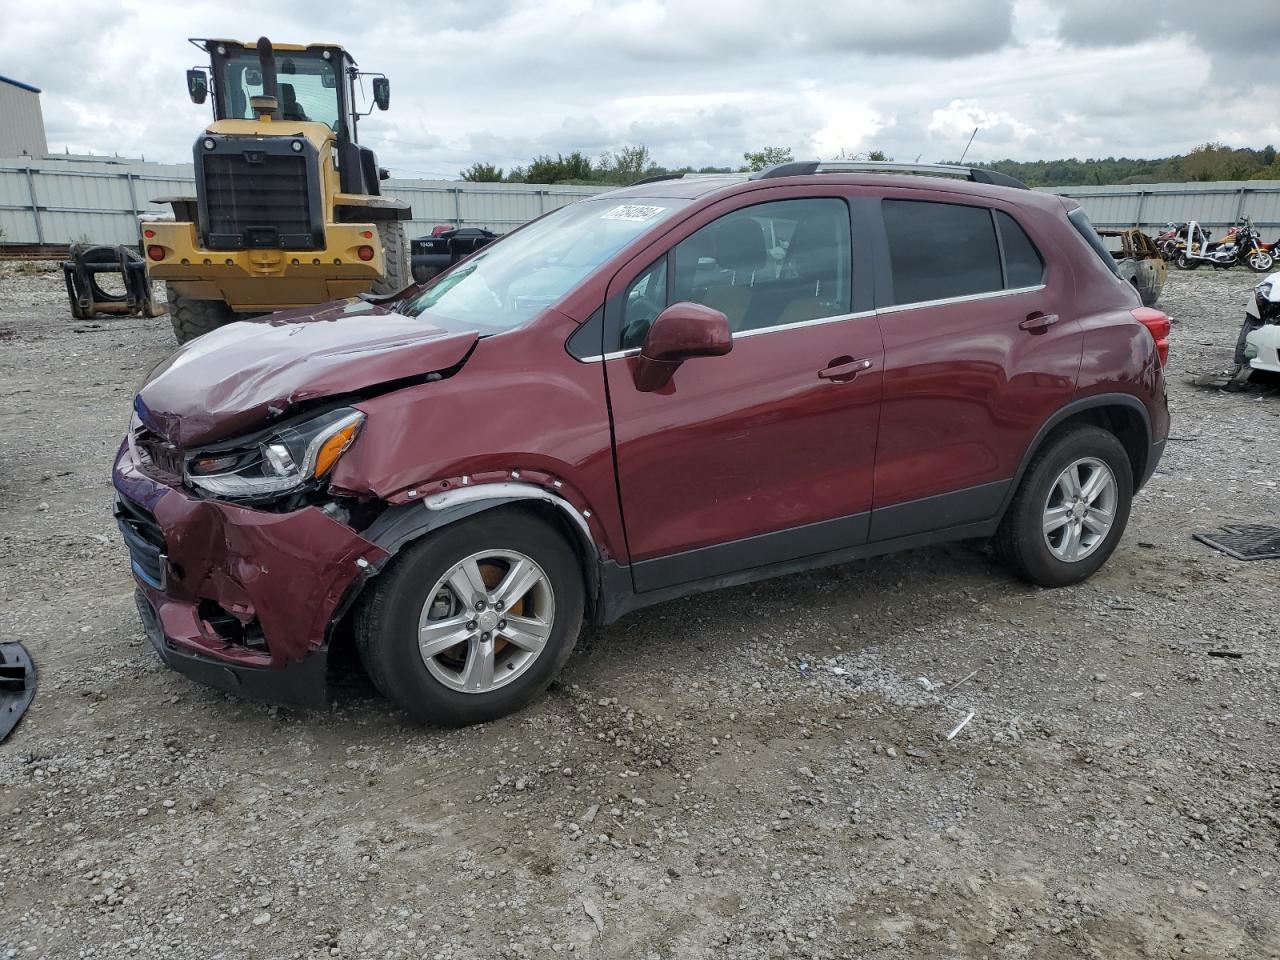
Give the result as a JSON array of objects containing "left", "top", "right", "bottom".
[{"left": 1, "top": 0, "right": 1276, "bottom": 176}]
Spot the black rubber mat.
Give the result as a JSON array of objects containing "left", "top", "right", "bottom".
[{"left": 1193, "top": 524, "right": 1280, "bottom": 561}]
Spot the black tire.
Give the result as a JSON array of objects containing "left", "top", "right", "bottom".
[
  {"left": 994, "top": 425, "right": 1133, "bottom": 588},
  {"left": 355, "top": 508, "right": 584, "bottom": 726},
  {"left": 166, "top": 285, "right": 237, "bottom": 344},
  {"left": 370, "top": 221, "right": 411, "bottom": 296},
  {"left": 1234, "top": 316, "right": 1263, "bottom": 366},
  {"left": 1175, "top": 253, "right": 1200, "bottom": 271}
]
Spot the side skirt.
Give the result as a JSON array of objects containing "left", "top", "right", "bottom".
[{"left": 598, "top": 515, "right": 1001, "bottom": 625}]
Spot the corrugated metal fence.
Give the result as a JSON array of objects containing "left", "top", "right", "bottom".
[
  {"left": 0, "top": 158, "right": 608, "bottom": 245},
  {"left": 1043, "top": 181, "right": 1280, "bottom": 235},
  {"left": 4, "top": 158, "right": 1280, "bottom": 245}
]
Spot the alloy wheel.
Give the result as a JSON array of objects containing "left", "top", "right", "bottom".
[
  {"left": 1042, "top": 457, "right": 1118, "bottom": 563},
  {"left": 417, "top": 550, "right": 555, "bottom": 694}
]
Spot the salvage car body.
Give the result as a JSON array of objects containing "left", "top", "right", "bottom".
[
  {"left": 114, "top": 170, "right": 1170, "bottom": 708},
  {"left": 1239, "top": 272, "right": 1280, "bottom": 374},
  {"left": 1097, "top": 228, "right": 1167, "bottom": 307}
]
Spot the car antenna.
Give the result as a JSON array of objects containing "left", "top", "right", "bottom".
[{"left": 959, "top": 126, "right": 979, "bottom": 164}]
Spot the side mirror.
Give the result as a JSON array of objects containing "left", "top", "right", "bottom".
[
  {"left": 372, "top": 77, "right": 390, "bottom": 111},
  {"left": 633, "top": 302, "right": 731, "bottom": 392},
  {"left": 186, "top": 69, "right": 208, "bottom": 105}
]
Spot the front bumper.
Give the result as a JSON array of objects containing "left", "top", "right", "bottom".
[
  {"left": 1245, "top": 324, "right": 1280, "bottom": 373},
  {"left": 113, "top": 440, "right": 388, "bottom": 708}
]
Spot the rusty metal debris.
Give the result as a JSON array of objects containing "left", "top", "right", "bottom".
[
  {"left": 61, "top": 244, "right": 166, "bottom": 320},
  {"left": 1097, "top": 228, "right": 1167, "bottom": 307}
]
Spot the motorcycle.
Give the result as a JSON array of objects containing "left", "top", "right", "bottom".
[
  {"left": 1232, "top": 272, "right": 1280, "bottom": 381},
  {"left": 1155, "top": 221, "right": 1199, "bottom": 261},
  {"left": 1175, "top": 218, "right": 1274, "bottom": 273}
]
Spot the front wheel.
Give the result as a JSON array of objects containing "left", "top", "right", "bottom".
[
  {"left": 369, "top": 221, "right": 412, "bottom": 296},
  {"left": 994, "top": 425, "right": 1133, "bottom": 587},
  {"left": 1175, "top": 253, "right": 1200, "bottom": 270},
  {"left": 166, "top": 285, "right": 238, "bottom": 344},
  {"left": 1247, "top": 250, "right": 1275, "bottom": 273},
  {"left": 1235, "top": 315, "right": 1263, "bottom": 366},
  {"left": 355, "top": 508, "right": 584, "bottom": 726}
]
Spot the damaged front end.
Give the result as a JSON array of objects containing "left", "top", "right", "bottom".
[
  {"left": 112, "top": 294, "right": 484, "bottom": 706},
  {"left": 115, "top": 435, "right": 389, "bottom": 708}
]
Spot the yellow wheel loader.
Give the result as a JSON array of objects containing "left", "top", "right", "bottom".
[{"left": 144, "top": 37, "right": 412, "bottom": 343}]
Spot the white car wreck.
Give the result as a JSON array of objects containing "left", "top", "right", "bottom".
[{"left": 1237, "top": 273, "right": 1280, "bottom": 376}]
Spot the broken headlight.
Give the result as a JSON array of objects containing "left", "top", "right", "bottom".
[{"left": 185, "top": 408, "right": 364, "bottom": 498}]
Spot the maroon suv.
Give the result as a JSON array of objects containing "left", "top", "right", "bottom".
[{"left": 114, "top": 161, "right": 1171, "bottom": 726}]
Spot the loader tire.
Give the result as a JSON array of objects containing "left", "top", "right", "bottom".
[
  {"left": 370, "top": 221, "right": 411, "bottom": 296},
  {"left": 166, "top": 286, "right": 237, "bottom": 345}
]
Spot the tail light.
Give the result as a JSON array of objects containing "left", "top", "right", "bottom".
[
  {"left": 146, "top": 245, "right": 165, "bottom": 262},
  {"left": 1133, "top": 307, "right": 1170, "bottom": 366},
  {"left": 357, "top": 245, "right": 375, "bottom": 262}
]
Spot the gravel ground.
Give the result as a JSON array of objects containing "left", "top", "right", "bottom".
[{"left": 1, "top": 262, "right": 1277, "bottom": 960}]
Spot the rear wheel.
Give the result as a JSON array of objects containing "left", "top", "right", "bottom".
[
  {"left": 1175, "top": 253, "right": 1200, "bottom": 270},
  {"left": 166, "top": 285, "right": 238, "bottom": 344},
  {"left": 370, "top": 221, "right": 411, "bottom": 296},
  {"left": 355, "top": 508, "right": 584, "bottom": 726},
  {"left": 994, "top": 425, "right": 1133, "bottom": 587}
]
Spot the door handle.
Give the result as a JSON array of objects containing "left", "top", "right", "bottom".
[
  {"left": 818, "top": 357, "right": 873, "bottom": 381},
  {"left": 1019, "top": 312, "right": 1060, "bottom": 333}
]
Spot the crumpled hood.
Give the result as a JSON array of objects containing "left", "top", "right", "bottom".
[{"left": 136, "top": 299, "right": 477, "bottom": 447}]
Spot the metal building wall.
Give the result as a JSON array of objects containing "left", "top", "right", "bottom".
[{"left": 0, "top": 81, "right": 48, "bottom": 159}]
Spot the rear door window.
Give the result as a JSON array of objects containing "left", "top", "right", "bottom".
[
  {"left": 883, "top": 200, "right": 1002, "bottom": 304},
  {"left": 882, "top": 200, "right": 1047, "bottom": 305}
]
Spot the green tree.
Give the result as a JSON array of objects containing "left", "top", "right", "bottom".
[
  {"left": 527, "top": 151, "right": 595, "bottom": 184},
  {"left": 597, "top": 144, "right": 656, "bottom": 184},
  {"left": 742, "top": 146, "right": 793, "bottom": 171},
  {"left": 460, "top": 162, "right": 503, "bottom": 182}
]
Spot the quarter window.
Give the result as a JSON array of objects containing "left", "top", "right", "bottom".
[
  {"left": 618, "top": 198, "right": 852, "bottom": 347},
  {"left": 995, "top": 210, "right": 1045, "bottom": 288}
]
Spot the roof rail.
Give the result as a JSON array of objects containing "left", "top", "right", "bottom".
[
  {"left": 628, "top": 172, "right": 744, "bottom": 187},
  {"left": 629, "top": 173, "right": 684, "bottom": 186},
  {"left": 749, "top": 160, "right": 1028, "bottom": 190}
]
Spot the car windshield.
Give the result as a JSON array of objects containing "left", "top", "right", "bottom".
[{"left": 398, "top": 198, "right": 690, "bottom": 333}]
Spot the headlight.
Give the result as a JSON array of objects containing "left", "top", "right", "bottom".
[
  {"left": 1257, "top": 281, "right": 1273, "bottom": 303},
  {"left": 186, "top": 408, "right": 364, "bottom": 498}
]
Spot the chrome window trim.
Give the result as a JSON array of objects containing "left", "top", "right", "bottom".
[
  {"left": 733, "top": 309, "right": 876, "bottom": 339},
  {"left": 577, "top": 285, "right": 1046, "bottom": 361},
  {"left": 876, "top": 284, "right": 1045, "bottom": 315},
  {"left": 577, "top": 347, "right": 641, "bottom": 363}
]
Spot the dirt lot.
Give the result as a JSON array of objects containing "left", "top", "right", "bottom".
[{"left": 1, "top": 263, "right": 1278, "bottom": 960}]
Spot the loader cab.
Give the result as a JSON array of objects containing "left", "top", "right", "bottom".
[{"left": 190, "top": 38, "right": 389, "bottom": 196}]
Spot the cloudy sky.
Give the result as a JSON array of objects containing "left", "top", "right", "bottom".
[{"left": 3, "top": 0, "right": 1279, "bottom": 177}]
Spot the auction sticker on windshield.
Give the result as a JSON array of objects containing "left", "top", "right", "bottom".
[{"left": 601, "top": 204, "right": 666, "bottom": 223}]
